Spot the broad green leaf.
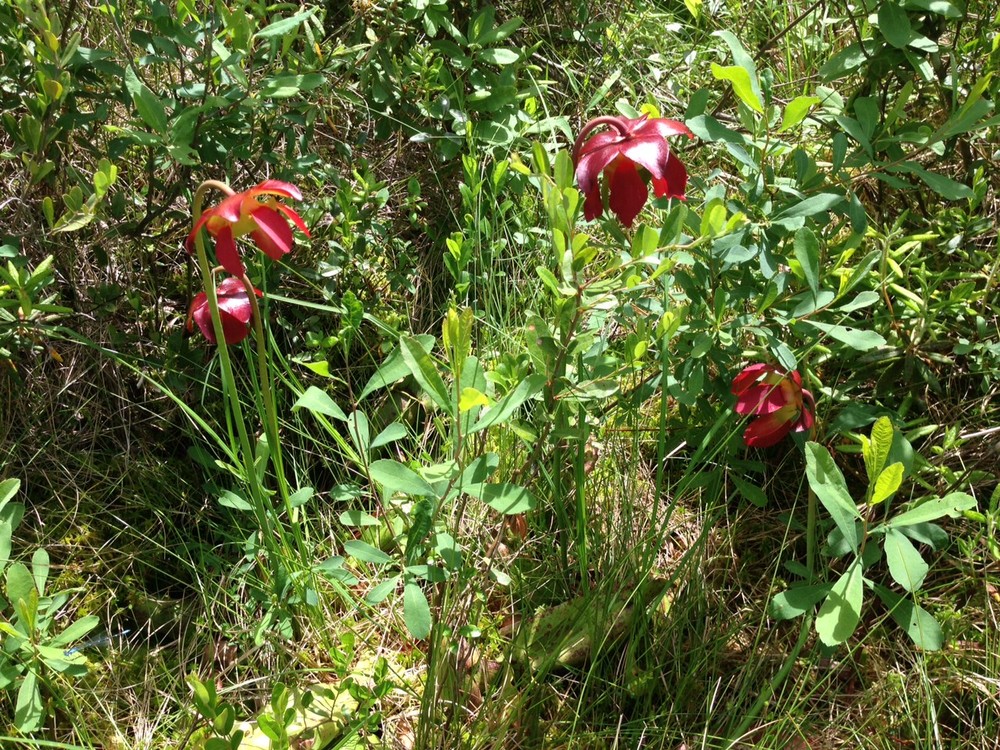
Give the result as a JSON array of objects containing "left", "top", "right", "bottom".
[
  {"left": 260, "top": 73, "right": 325, "bottom": 99},
  {"left": 769, "top": 582, "right": 833, "bottom": 620},
  {"left": 835, "top": 290, "right": 879, "bottom": 314},
  {"left": 370, "top": 422, "right": 408, "bottom": 451},
  {"left": 713, "top": 30, "right": 761, "bottom": 94},
  {"left": 871, "top": 462, "right": 904, "bottom": 505},
  {"left": 289, "top": 486, "right": 313, "bottom": 509},
  {"left": 902, "top": 0, "right": 962, "bottom": 18},
  {"left": 878, "top": 2, "right": 913, "bottom": 48},
  {"left": 773, "top": 193, "right": 844, "bottom": 221},
  {"left": 874, "top": 584, "right": 943, "bottom": 650},
  {"left": 6, "top": 562, "right": 35, "bottom": 606},
  {"left": 711, "top": 63, "right": 763, "bottom": 114},
  {"left": 471, "top": 374, "right": 545, "bottom": 433},
  {"left": 888, "top": 163, "right": 974, "bottom": 200},
  {"left": 365, "top": 575, "right": 399, "bottom": 604},
  {"left": 347, "top": 411, "right": 370, "bottom": 457},
  {"left": 15, "top": 671, "right": 44, "bottom": 732},
  {"left": 866, "top": 416, "right": 895, "bottom": 482},
  {"left": 459, "top": 387, "right": 490, "bottom": 413},
  {"left": 801, "top": 320, "right": 887, "bottom": 351},
  {"left": 883, "top": 528, "right": 929, "bottom": 592},
  {"left": 403, "top": 582, "right": 432, "bottom": 639},
  {"left": 339, "top": 510, "right": 381, "bottom": 527},
  {"left": 400, "top": 335, "right": 454, "bottom": 416},
  {"left": 819, "top": 41, "right": 872, "bottom": 81},
  {"left": 885, "top": 492, "right": 976, "bottom": 528},
  {"left": 815, "top": 559, "right": 864, "bottom": 646},
  {"left": 358, "top": 334, "right": 435, "bottom": 401},
  {"left": 478, "top": 47, "right": 520, "bottom": 65},
  {"left": 464, "top": 482, "right": 537, "bottom": 515},
  {"left": 50, "top": 614, "right": 100, "bottom": 648},
  {"left": 124, "top": 66, "right": 168, "bottom": 133},
  {"left": 805, "top": 443, "right": 862, "bottom": 553},
  {"left": 31, "top": 548, "right": 48, "bottom": 597},
  {"left": 778, "top": 95, "right": 820, "bottom": 132},
  {"left": 369, "top": 459, "right": 438, "bottom": 498},
  {"left": 217, "top": 489, "right": 252, "bottom": 511},
  {"left": 792, "top": 227, "right": 821, "bottom": 298},
  {"left": 0, "top": 478, "right": 19, "bottom": 510},
  {"left": 254, "top": 8, "right": 316, "bottom": 39},
  {"left": 292, "top": 386, "right": 348, "bottom": 421},
  {"left": 342, "top": 540, "right": 392, "bottom": 565}
]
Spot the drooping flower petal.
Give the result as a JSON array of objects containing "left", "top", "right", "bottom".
[
  {"left": 606, "top": 156, "right": 648, "bottom": 228},
  {"left": 573, "top": 114, "right": 692, "bottom": 228},
  {"left": 652, "top": 152, "right": 688, "bottom": 200},
  {"left": 214, "top": 226, "right": 245, "bottom": 278},
  {"left": 186, "top": 179, "right": 309, "bottom": 271},
  {"left": 732, "top": 363, "right": 816, "bottom": 448},
  {"left": 250, "top": 205, "right": 295, "bottom": 261},
  {"left": 188, "top": 277, "right": 260, "bottom": 345},
  {"left": 744, "top": 405, "right": 798, "bottom": 448}
]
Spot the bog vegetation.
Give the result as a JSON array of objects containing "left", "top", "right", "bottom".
[{"left": 1, "top": 0, "right": 998, "bottom": 748}]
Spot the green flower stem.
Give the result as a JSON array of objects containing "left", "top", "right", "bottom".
[
  {"left": 191, "top": 180, "right": 292, "bottom": 576},
  {"left": 571, "top": 115, "right": 630, "bottom": 162},
  {"left": 242, "top": 277, "right": 309, "bottom": 566}
]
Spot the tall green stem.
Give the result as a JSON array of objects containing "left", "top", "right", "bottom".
[{"left": 190, "top": 180, "right": 294, "bottom": 579}]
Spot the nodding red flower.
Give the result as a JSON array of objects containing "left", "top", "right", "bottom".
[
  {"left": 186, "top": 180, "right": 310, "bottom": 278},
  {"left": 732, "top": 363, "right": 816, "bottom": 448},
  {"left": 187, "top": 276, "right": 262, "bottom": 345},
  {"left": 573, "top": 114, "right": 693, "bottom": 228}
]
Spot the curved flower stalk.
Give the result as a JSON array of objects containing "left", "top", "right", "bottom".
[
  {"left": 732, "top": 363, "right": 815, "bottom": 448},
  {"left": 188, "top": 275, "right": 261, "bottom": 345},
  {"left": 573, "top": 114, "right": 693, "bottom": 228},
  {"left": 185, "top": 180, "right": 310, "bottom": 277}
]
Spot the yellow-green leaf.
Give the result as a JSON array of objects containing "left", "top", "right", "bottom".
[{"left": 711, "top": 63, "right": 764, "bottom": 114}]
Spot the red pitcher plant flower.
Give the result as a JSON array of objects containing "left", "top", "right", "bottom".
[
  {"left": 732, "top": 363, "right": 815, "bottom": 448},
  {"left": 573, "top": 114, "right": 693, "bottom": 228},
  {"left": 186, "top": 180, "right": 310, "bottom": 277},
  {"left": 187, "top": 276, "right": 261, "bottom": 345}
]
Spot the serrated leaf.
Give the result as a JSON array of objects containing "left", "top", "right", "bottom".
[
  {"left": 805, "top": 442, "right": 861, "bottom": 553},
  {"left": 369, "top": 459, "right": 438, "bottom": 498},
  {"left": 292, "top": 386, "right": 348, "bottom": 421},
  {"left": 815, "top": 558, "right": 864, "bottom": 646},
  {"left": 403, "top": 582, "right": 432, "bottom": 639},
  {"left": 883, "top": 527, "right": 929, "bottom": 592},
  {"left": 871, "top": 462, "right": 904, "bottom": 505}
]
